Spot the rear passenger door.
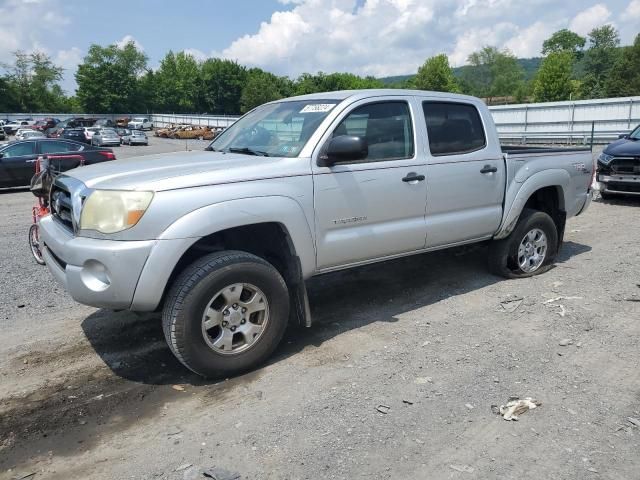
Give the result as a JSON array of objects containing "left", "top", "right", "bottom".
[
  {"left": 422, "top": 101, "right": 505, "bottom": 247},
  {"left": 313, "top": 99, "right": 428, "bottom": 270}
]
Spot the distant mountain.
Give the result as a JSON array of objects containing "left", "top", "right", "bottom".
[{"left": 379, "top": 57, "right": 543, "bottom": 85}]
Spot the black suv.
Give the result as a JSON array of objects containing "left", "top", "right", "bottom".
[{"left": 598, "top": 125, "right": 640, "bottom": 198}]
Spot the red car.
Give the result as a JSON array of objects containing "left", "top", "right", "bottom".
[{"left": 34, "top": 118, "right": 60, "bottom": 132}]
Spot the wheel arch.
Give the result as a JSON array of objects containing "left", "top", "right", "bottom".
[
  {"left": 495, "top": 169, "right": 569, "bottom": 240},
  {"left": 131, "top": 196, "right": 316, "bottom": 325}
]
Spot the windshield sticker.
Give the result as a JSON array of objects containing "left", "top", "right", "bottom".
[{"left": 300, "top": 104, "right": 335, "bottom": 113}]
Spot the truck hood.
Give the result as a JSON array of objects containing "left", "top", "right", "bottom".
[
  {"left": 64, "top": 150, "right": 310, "bottom": 191},
  {"left": 604, "top": 138, "right": 640, "bottom": 156}
]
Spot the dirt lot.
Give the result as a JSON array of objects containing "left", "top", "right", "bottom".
[{"left": 1, "top": 143, "right": 639, "bottom": 480}]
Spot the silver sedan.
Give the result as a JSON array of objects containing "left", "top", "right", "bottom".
[{"left": 92, "top": 128, "right": 121, "bottom": 147}]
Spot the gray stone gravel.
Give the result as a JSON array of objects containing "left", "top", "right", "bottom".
[{"left": 1, "top": 142, "right": 640, "bottom": 480}]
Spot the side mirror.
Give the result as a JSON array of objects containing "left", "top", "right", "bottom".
[
  {"left": 0, "top": 153, "right": 4, "bottom": 159},
  {"left": 618, "top": 133, "right": 629, "bottom": 139},
  {"left": 319, "top": 135, "right": 368, "bottom": 167}
]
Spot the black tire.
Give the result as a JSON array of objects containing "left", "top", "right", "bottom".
[
  {"left": 29, "top": 224, "right": 45, "bottom": 265},
  {"left": 162, "top": 251, "right": 290, "bottom": 378},
  {"left": 488, "top": 208, "right": 558, "bottom": 279}
]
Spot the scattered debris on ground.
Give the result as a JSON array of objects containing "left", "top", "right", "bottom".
[{"left": 492, "top": 397, "right": 542, "bottom": 421}]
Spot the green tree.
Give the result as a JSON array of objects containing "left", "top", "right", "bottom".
[
  {"left": 1, "top": 51, "right": 67, "bottom": 112},
  {"left": 465, "top": 46, "right": 524, "bottom": 100},
  {"left": 154, "top": 51, "right": 200, "bottom": 113},
  {"left": 413, "top": 54, "right": 460, "bottom": 92},
  {"left": 240, "top": 68, "right": 292, "bottom": 113},
  {"left": 75, "top": 41, "right": 149, "bottom": 113},
  {"left": 199, "top": 58, "right": 246, "bottom": 114},
  {"left": 581, "top": 25, "right": 621, "bottom": 98},
  {"left": 542, "top": 29, "right": 586, "bottom": 58},
  {"left": 293, "top": 72, "right": 382, "bottom": 95},
  {"left": 533, "top": 51, "right": 575, "bottom": 102},
  {"left": 605, "top": 34, "right": 640, "bottom": 97}
]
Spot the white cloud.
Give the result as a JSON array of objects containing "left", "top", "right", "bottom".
[
  {"left": 115, "top": 35, "right": 144, "bottom": 51},
  {"left": 182, "top": 48, "right": 208, "bottom": 62},
  {"left": 205, "top": 0, "right": 632, "bottom": 78},
  {"left": 0, "top": 0, "right": 69, "bottom": 63},
  {"left": 504, "top": 21, "right": 558, "bottom": 58},
  {"left": 569, "top": 4, "right": 612, "bottom": 35},
  {"left": 622, "top": 0, "right": 640, "bottom": 18}
]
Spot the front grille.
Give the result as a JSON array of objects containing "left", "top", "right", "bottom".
[
  {"left": 610, "top": 157, "right": 640, "bottom": 175},
  {"left": 50, "top": 185, "right": 74, "bottom": 231},
  {"left": 606, "top": 182, "right": 640, "bottom": 193}
]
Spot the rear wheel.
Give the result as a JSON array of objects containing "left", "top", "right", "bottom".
[
  {"left": 162, "top": 251, "right": 290, "bottom": 378},
  {"left": 488, "top": 209, "right": 558, "bottom": 278},
  {"left": 29, "top": 224, "right": 45, "bottom": 265}
]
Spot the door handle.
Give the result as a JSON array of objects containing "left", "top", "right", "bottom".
[
  {"left": 402, "top": 172, "right": 425, "bottom": 182},
  {"left": 480, "top": 165, "right": 498, "bottom": 174}
]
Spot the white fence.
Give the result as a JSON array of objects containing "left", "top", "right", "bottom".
[
  {"left": 3, "top": 95, "right": 639, "bottom": 144},
  {"left": 149, "top": 114, "right": 238, "bottom": 129},
  {"left": 490, "top": 96, "right": 640, "bottom": 144}
]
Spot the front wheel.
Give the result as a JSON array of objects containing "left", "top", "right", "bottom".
[
  {"left": 162, "top": 251, "right": 290, "bottom": 378},
  {"left": 488, "top": 209, "right": 558, "bottom": 278},
  {"left": 29, "top": 224, "right": 45, "bottom": 265}
]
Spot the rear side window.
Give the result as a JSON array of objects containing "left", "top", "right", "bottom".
[
  {"left": 41, "top": 140, "right": 82, "bottom": 154},
  {"left": 422, "top": 102, "right": 486, "bottom": 156},
  {"left": 332, "top": 101, "right": 414, "bottom": 162}
]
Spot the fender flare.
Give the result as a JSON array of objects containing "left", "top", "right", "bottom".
[
  {"left": 131, "top": 196, "right": 316, "bottom": 311},
  {"left": 494, "top": 169, "right": 570, "bottom": 239}
]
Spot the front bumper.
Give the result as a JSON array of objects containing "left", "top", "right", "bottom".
[
  {"left": 39, "top": 215, "right": 155, "bottom": 309},
  {"left": 598, "top": 174, "right": 640, "bottom": 196}
]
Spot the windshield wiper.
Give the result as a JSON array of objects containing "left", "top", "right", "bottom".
[{"left": 227, "top": 147, "right": 271, "bottom": 157}]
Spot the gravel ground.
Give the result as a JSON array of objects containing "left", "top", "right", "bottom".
[{"left": 1, "top": 142, "right": 640, "bottom": 480}]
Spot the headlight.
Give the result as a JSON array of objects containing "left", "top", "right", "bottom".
[
  {"left": 598, "top": 152, "right": 614, "bottom": 164},
  {"left": 79, "top": 190, "right": 153, "bottom": 233}
]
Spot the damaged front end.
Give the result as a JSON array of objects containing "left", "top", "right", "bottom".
[{"left": 597, "top": 152, "right": 640, "bottom": 196}]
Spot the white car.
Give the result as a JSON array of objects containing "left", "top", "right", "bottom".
[
  {"left": 127, "top": 117, "right": 153, "bottom": 131},
  {"left": 15, "top": 129, "right": 45, "bottom": 140},
  {"left": 4, "top": 120, "right": 33, "bottom": 134}
]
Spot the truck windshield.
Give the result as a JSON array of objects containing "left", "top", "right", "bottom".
[
  {"left": 208, "top": 100, "right": 340, "bottom": 157},
  {"left": 630, "top": 126, "right": 640, "bottom": 140}
]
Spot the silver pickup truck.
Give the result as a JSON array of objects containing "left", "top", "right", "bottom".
[{"left": 39, "top": 89, "right": 594, "bottom": 377}]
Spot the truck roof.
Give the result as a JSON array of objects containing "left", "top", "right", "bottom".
[{"left": 281, "top": 88, "right": 481, "bottom": 104}]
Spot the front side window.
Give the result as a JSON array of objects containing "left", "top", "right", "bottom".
[
  {"left": 331, "top": 101, "right": 414, "bottom": 162},
  {"left": 422, "top": 102, "right": 486, "bottom": 156},
  {"left": 209, "top": 100, "right": 340, "bottom": 158},
  {"left": 2, "top": 142, "right": 36, "bottom": 157}
]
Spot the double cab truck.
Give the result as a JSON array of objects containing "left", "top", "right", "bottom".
[{"left": 39, "top": 90, "right": 594, "bottom": 377}]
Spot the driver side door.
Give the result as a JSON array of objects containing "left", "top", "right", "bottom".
[
  {"left": 312, "top": 99, "right": 428, "bottom": 270},
  {"left": 0, "top": 141, "right": 37, "bottom": 187}
]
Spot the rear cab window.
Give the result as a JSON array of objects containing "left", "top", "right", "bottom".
[{"left": 422, "top": 102, "right": 486, "bottom": 156}]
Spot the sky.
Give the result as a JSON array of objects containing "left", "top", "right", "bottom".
[{"left": 1, "top": 0, "right": 639, "bottom": 94}]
